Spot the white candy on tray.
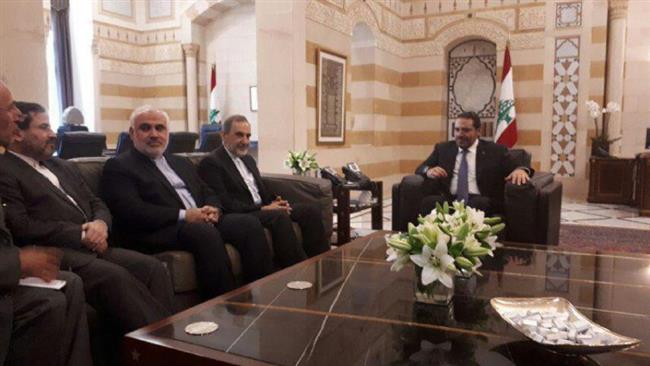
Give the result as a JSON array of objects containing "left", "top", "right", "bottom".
[{"left": 504, "top": 309, "right": 619, "bottom": 346}]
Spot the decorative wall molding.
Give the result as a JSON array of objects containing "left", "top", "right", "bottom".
[
  {"left": 306, "top": 0, "right": 544, "bottom": 57},
  {"left": 551, "top": 37, "right": 581, "bottom": 177},
  {"left": 518, "top": 5, "right": 545, "bottom": 31},
  {"left": 94, "top": 22, "right": 181, "bottom": 46},
  {"left": 556, "top": 2, "right": 582, "bottom": 29}
]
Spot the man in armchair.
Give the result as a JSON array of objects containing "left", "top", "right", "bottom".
[
  {"left": 198, "top": 115, "right": 329, "bottom": 268},
  {"left": 416, "top": 111, "right": 531, "bottom": 216}
]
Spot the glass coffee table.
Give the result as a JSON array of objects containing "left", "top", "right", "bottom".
[{"left": 124, "top": 232, "right": 650, "bottom": 365}]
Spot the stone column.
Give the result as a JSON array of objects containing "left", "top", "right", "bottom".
[
  {"left": 605, "top": 0, "right": 628, "bottom": 155},
  {"left": 182, "top": 43, "right": 200, "bottom": 133}
]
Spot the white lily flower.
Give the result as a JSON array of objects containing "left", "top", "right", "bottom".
[
  {"left": 606, "top": 101, "right": 620, "bottom": 113},
  {"left": 409, "top": 242, "right": 455, "bottom": 288},
  {"left": 484, "top": 235, "right": 498, "bottom": 250},
  {"left": 386, "top": 247, "right": 410, "bottom": 272}
]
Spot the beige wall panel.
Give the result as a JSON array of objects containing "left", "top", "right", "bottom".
[
  {"left": 392, "top": 116, "right": 445, "bottom": 131},
  {"left": 141, "top": 97, "right": 187, "bottom": 109},
  {"left": 589, "top": 61, "right": 606, "bottom": 78},
  {"left": 588, "top": 44, "right": 607, "bottom": 61},
  {"left": 401, "top": 71, "right": 445, "bottom": 87},
  {"left": 146, "top": 73, "right": 185, "bottom": 85},
  {"left": 350, "top": 46, "right": 376, "bottom": 65},
  {"left": 512, "top": 64, "right": 543, "bottom": 81},
  {"left": 514, "top": 113, "right": 543, "bottom": 129},
  {"left": 402, "top": 56, "right": 443, "bottom": 71},
  {"left": 306, "top": 85, "right": 316, "bottom": 108},
  {"left": 102, "top": 108, "right": 186, "bottom": 121},
  {"left": 591, "top": 26, "right": 607, "bottom": 44},
  {"left": 374, "top": 98, "right": 402, "bottom": 116},
  {"left": 350, "top": 64, "right": 375, "bottom": 82},
  {"left": 100, "top": 96, "right": 140, "bottom": 109},
  {"left": 511, "top": 80, "right": 544, "bottom": 98},
  {"left": 350, "top": 98, "right": 374, "bottom": 114},
  {"left": 401, "top": 86, "right": 444, "bottom": 102},
  {"left": 373, "top": 47, "right": 403, "bottom": 72},
  {"left": 509, "top": 48, "right": 546, "bottom": 65},
  {"left": 305, "top": 64, "right": 317, "bottom": 86},
  {"left": 514, "top": 97, "right": 542, "bottom": 114},
  {"left": 101, "top": 72, "right": 144, "bottom": 87},
  {"left": 401, "top": 101, "right": 443, "bottom": 116},
  {"left": 516, "top": 130, "right": 542, "bottom": 146},
  {"left": 99, "top": 120, "right": 130, "bottom": 133}
]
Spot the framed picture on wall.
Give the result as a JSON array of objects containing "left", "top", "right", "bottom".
[
  {"left": 317, "top": 49, "right": 346, "bottom": 144},
  {"left": 249, "top": 85, "right": 258, "bottom": 112}
]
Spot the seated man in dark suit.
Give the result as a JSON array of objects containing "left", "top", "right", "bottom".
[
  {"left": 101, "top": 106, "right": 273, "bottom": 299},
  {"left": 198, "top": 115, "right": 329, "bottom": 266},
  {"left": 0, "top": 81, "right": 91, "bottom": 366},
  {"left": 416, "top": 111, "right": 530, "bottom": 216},
  {"left": 0, "top": 102, "right": 173, "bottom": 335}
]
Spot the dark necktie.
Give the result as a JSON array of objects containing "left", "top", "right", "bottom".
[{"left": 457, "top": 148, "right": 469, "bottom": 203}]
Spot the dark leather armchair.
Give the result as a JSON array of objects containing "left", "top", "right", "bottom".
[
  {"left": 115, "top": 132, "right": 133, "bottom": 155},
  {"left": 57, "top": 132, "right": 107, "bottom": 159},
  {"left": 197, "top": 132, "right": 222, "bottom": 152},
  {"left": 392, "top": 149, "right": 562, "bottom": 245},
  {"left": 166, "top": 132, "right": 198, "bottom": 154}
]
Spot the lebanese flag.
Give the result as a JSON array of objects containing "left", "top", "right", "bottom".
[
  {"left": 494, "top": 46, "right": 517, "bottom": 148},
  {"left": 209, "top": 64, "right": 220, "bottom": 124}
]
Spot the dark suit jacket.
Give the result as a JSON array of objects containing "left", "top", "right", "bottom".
[
  {"left": 101, "top": 149, "right": 221, "bottom": 248},
  {"left": 0, "top": 203, "right": 20, "bottom": 362},
  {"left": 415, "top": 139, "right": 528, "bottom": 210},
  {"left": 0, "top": 153, "right": 111, "bottom": 259},
  {"left": 197, "top": 146, "right": 273, "bottom": 214}
]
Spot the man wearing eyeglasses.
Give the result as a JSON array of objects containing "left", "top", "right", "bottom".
[{"left": 415, "top": 111, "right": 531, "bottom": 216}]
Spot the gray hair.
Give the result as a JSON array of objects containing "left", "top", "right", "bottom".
[
  {"left": 61, "top": 106, "right": 84, "bottom": 125},
  {"left": 129, "top": 105, "right": 170, "bottom": 127},
  {"left": 222, "top": 114, "right": 249, "bottom": 134}
]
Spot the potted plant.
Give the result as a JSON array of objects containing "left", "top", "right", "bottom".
[
  {"left": 386, "top": 201, "right": 504, "bottom": 305},
  {"left": 284, "top": 150, "right": 319, "bottom": 176},
  {"left": 586, "top": 100, "right": 621, "bottom": 157}
]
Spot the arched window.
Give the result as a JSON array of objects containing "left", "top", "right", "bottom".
[{"left": 446, "top": 39, "right": 497, "bottom": 139}]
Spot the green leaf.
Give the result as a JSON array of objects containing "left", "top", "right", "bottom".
[
  {"left": 456, "top": 223, "right": 470, "bottom": 241},
  {"left": 484, "top": 216, "right": 502, "bottom": 225},
  {"left": 449, "top": 242, "right": 464, "bottom": 257},
  {"left": 443, "top": 201, "right": 450, "bottom": 214},
  {"left": 490, "top": 223, "right": 505, "bottom": 234},
  {"left": 455, "top": 256, "right": 474, "bottom": 270},
  {"left": 464, "top": 247, "right": 491, "bottom": 257}
]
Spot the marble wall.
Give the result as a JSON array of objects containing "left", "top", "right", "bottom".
[
  {"left": 621, "top": 0, "right": 650, "bottom": 157},
  {"left": 204, "top": 3, "right": 258, "bottom": 140},
  {"left": 0, "top": 0, "right": 48, "bottom": 105}
]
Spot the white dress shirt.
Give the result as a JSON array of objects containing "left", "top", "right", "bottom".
[
  {"left": 450, "top": 139, "right": 480, "bottom": 196},
  {"left": 225, "top": 149, "right": 262, "bottom": 205},
  {"left": 152, "top": 156, "right": 197, "bottom": 221}
]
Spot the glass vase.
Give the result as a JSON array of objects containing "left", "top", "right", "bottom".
[{"left": 413, "top": 267, "right": 454, "bottom": 305}]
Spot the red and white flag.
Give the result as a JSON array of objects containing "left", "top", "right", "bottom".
[
  {"left": 209, "top": 64, "right": 220, "bottom": 124},
  {"left": 494, "top": 46, "right": 517, "bottom": 148}
]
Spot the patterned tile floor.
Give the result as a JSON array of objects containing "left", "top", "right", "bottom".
[{"left": 337, "top": 199, "right": 650, "bottom": 238}]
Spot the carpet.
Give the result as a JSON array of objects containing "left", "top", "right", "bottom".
[{"left": 558, "top": 224, "right": 650, "bottom": 254}]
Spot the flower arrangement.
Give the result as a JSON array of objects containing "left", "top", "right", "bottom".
[
  {"left": 585, "top": 100, "right": 621, "bottom": 156},
  {"left": 386, "top": 201, "right": 504, "bottom": 290},
  {"left": 284, "top": 150, "right": 319, "bottom": 175}
]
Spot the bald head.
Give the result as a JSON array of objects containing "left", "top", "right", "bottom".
[{"left": 0, "top": 81, "right": 22, "bottom": 147}]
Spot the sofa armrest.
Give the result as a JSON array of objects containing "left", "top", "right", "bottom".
[
  {"left": 261, "top": 173, "right": 333, "bottom": 240},
  {"left": 504, "top": 171, "right": 561, "bottom": 245},
  {"left": 392, "top": 175, "right": 426, "bottom": 232}
]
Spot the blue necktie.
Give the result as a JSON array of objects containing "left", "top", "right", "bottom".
[{"left": 457, "top": 148, "right": 469, "bottom": 203}]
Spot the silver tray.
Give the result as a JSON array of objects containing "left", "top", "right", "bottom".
[{"left": 491, "top": 297, "right": 640, "bottom": 354}]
